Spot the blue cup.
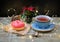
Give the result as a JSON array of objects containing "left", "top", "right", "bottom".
[
  {"left": 34, "top": 15, "right": 52, "bottom": 28},
  {"left": 35, "top": 21, "right": 50, "bottom": 28}
]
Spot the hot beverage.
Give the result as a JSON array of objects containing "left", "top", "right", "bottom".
[{"left": 37, "top": 17, "right": 49, "bottom": 22}]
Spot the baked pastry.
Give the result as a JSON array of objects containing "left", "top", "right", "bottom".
[
  {"left": 11, "top": 20, "right": 25, "bottom": 31},
  {"left": 11, "top": 15, "right": 20, "bottom": 21}
]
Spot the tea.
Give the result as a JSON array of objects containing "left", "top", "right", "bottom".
[{"left": 37, "top": 17, "right": 49, "bottom": 22}]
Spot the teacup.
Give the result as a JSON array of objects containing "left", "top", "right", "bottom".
[{"left": 35, "top": 15, "right": 52, "bottom": 28}]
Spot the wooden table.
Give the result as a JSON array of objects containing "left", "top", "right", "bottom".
[{"left": 0, "top": 17, "right": 60, "bottom": 42}]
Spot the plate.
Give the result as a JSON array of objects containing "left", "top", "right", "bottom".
[
  {"left": 3, "top": 23, "right": 31, "bottom": 35},
  {"left": 31, "top": 22, "right": 55, "bottom": 31}
]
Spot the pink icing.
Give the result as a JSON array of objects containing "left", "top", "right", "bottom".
[{"left": 11, "top": 20, "right": 25, "bottom": 28}]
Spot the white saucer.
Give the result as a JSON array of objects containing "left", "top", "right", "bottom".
[{"left": 31, "top": 22, "right": 55, "bottom": 31}]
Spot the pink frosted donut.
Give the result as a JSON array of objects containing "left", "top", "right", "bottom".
[{"left": 11, "top": 20, "right": 25, "bottom": 30}]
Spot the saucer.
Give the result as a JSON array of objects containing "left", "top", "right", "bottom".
[{"left": 31, "top": 22, "right": 55, "bottom": 31}]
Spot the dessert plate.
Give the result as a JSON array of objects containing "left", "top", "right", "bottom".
[
  {"left": 31, "top": 22, "right": 55, "bottom": 31},
  {"left": 3, "top": 23, "right": 31, "bottom": 35}
]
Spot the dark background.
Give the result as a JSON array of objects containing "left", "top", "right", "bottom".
[{"left": 0, "top": 0, "right": 60, "bottom": 17}]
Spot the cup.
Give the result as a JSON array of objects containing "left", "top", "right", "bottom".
[{"left": 35, "top": 15, "right": 52, "bottom": 28}]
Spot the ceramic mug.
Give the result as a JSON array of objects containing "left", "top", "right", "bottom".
[{"left": 35, "top": 15, "right": 52, "bottom": 28}]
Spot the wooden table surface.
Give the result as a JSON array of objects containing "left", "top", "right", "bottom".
[{"left": 0, "top": 17, "right": 60, "bottom": 42}]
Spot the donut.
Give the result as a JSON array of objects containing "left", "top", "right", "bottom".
[{"left": 11, "top": 20, "right": 25, "bottom": 31}]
